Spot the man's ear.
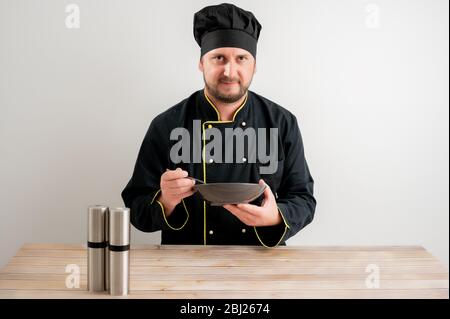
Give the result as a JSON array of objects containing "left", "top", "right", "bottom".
[
  {"left": 198, "top": 57, "right": 204, "bottom": 72},
  {"left": 253, "top": 60, "right": 257, "bottom": 74}
]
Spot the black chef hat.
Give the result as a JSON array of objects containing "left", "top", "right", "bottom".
[{"left": 193, "top": 3, "right": 262, "bottom": 58}]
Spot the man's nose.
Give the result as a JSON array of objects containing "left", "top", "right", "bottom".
[{"left": 223, "top": 61, "right": 237, "bottom": 79}]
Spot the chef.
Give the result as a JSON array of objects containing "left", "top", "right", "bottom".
[{"left": 121, "top": 3, "right": 316, "bottom": 247}]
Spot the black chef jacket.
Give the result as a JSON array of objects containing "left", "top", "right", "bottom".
[{"left": 121, "top": 89, "right": 316, "bottom": 247}]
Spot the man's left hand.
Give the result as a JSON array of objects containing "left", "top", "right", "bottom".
[{"left": 223, "top": 179, "right": 282, "bottom": 227}]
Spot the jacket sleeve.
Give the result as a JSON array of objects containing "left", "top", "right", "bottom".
[
  {"left": 121, "top": 118, "right": 189, "bottom": 233},
  {"left": 254, "top": 115, "right": 316, "bottom": 247}
]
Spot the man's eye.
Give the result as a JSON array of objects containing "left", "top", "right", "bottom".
[
  {"left": 239, "top": 56, "right": 247, "bottom": 61},
  {"left": 215, "top": 56, "right": 223, "bottom": 61}
]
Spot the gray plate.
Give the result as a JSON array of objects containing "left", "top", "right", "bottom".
[{"left": 194, "top": 183, "right": 266, "bottom": 206}]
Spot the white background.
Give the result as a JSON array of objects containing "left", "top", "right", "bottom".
[{"left": 0, "top": 0, "right": 448, "bottom": 269}]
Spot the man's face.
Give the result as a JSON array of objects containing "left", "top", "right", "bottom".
[{"left": 199, "top": 47, "right": 256, "bottom": 103}]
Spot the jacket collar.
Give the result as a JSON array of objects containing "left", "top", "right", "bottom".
[{"left": 197, "top": 89, "right": 250, "bottom": 123}]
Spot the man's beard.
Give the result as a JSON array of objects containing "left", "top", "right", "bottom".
[{"left": 204, "top": 75, "right": 252, "bottom": 103}]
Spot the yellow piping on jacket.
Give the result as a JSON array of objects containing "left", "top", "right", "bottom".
[{"left": 202, "top": 91, "right": 248, "bottom": 245}]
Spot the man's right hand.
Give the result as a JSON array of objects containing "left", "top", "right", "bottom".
[{"left": 157, "top": 168, "right": 196, "bottom": 217}]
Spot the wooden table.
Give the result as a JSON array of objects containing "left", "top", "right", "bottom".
[{"left": 0, "top": 244, "right": 448, "bottom": 299}]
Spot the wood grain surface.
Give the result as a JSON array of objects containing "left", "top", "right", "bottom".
[{"left": 0, "top": 244, "right": 448, "bottom": 299}]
